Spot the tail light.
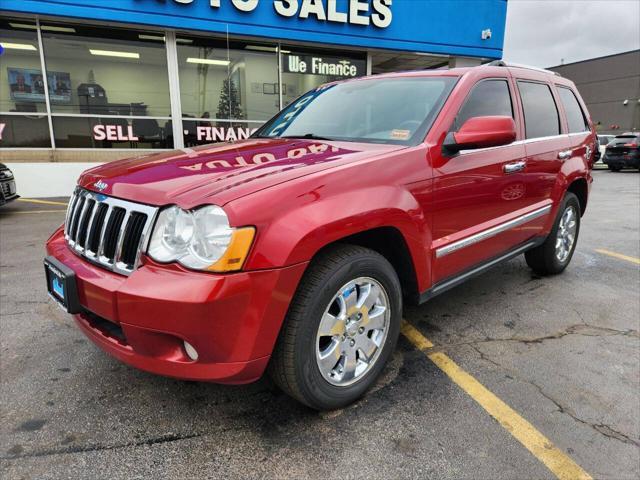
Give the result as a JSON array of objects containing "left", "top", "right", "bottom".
[{"left": 623, "top": 142, "right": 638, "bottom": 147}]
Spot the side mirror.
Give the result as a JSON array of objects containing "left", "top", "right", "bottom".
[{"left": 443, "top": 116, "right": 517, "bottom": 154}]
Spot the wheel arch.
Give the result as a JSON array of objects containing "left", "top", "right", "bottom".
[
  {"left": 241, "top": 186, "right": 430, "bottom": 298},
  {"left": 567, "top": 177, "right": 589, "bottom": 216},
  {"left": 312, "top": 226, "right": 421, "bottom": 304}
]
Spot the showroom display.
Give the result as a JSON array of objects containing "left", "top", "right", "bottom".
[{"left": 44, "top": 63, "right": 595, "bottom": 410}]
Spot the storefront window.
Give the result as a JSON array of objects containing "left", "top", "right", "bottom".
[
  {"left": 177, "top": 36, "right": 278, "bottom": 146},
  {"left": 36, "top": 22, "right": 172, "bottom": 149},
  {"left": 1, "top": 19, "right": 371, "bottom": 152},
  {"left": 0, "top": 114, "right": 51, "bottom": 148},
  {"left": 52, "top": 116, "right": 171, "bottom": 149},
  {"left": 41, "top": 23, "right": 171, "bottom": 116},
  {"left": 281, "top": 46, "right": 367, "bottom": 108},
  {"left": 0, "top": 19, "right": 48, "bottom": 114}
]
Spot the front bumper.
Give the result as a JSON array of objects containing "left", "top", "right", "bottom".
[
  {"left": 46, "top": 227, "right": 307, "bottom": 384},
  {"left": 0, "top": 178, "right": 18, "bottom": 205}
]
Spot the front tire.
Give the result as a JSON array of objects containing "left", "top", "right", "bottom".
[
  {"left": 269, "top": 244, "right": 402, "bottom": 410},
  {"left": 525, "top": 192, "right": 580, "bottom": 275}
]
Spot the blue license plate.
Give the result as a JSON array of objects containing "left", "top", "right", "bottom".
[
  {"left": 44, "top": 257, "right": 80, "bottom": 313},
  {"left": 52, "top": 276, "right": 65, "bottom": 300}
]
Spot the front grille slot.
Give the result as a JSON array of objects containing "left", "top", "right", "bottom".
[
  {"left": 87, "top": 203, "right": 109, "bottom": 253},
  {"left": 1, "top": 181, "right": 14, "bottom": 196},
  {"left": 69, "top": 196, "right": 85, "bottom": 242},
  {"left": 76, "top": 199, "right": 96, "bottom": 249},
  {"left": 121, "top": 212, "right": 149, "bottom": 269},
  {"left": 64, "top": 188, "right": 158, "bottom": 276},
  {"left": 103, "top": 207, "right": 126, "bottom": 262}
]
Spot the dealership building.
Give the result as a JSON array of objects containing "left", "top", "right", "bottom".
[
  {"left": 0, "top": 0, "right": 507, "bottom": 197},
  {"left": 549, "top": 50, "right": 640, "bottom": 135}
]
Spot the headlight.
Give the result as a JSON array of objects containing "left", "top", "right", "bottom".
[{"left": 147, "top": 205, "right": 255, "bottom": 272}]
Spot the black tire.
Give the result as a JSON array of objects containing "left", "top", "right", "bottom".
[
  {"left": 268, "top": 244, "right": 402, "bottom": 410},
  {"left": 525, "top": 192, "right": 581, "bottom": 275},
  {"left": 609, "top": 165, "right": 621, "bottom": 172}
]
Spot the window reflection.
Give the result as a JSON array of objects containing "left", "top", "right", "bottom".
[
  {"left": 40, "top": 23, "right": 171, "bottom": 117},
  {"left": 177, "top": 37, "right": 279, "bottom": 122},
  {"left": 0, "top": 19, "right": 48, "bottom": 114},
  {"left": 0, "top": 114, "right": 51, "bottom": 148}
]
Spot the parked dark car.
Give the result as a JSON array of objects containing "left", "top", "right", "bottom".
[
  {"left": 0, "top": 163, "right": 19, "bottom": 205},
  {"left": 603, "top": 133, "right": 640, "bottom": 171}
]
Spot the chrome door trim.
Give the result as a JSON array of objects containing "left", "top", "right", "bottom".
[
  {"left": 435, "top": 205, "right": 552, "bottom": 258},
  {"left": 503, "top": 160, "right": 527, "bottom": 173},
  {"left": 458, "top": 134, "right": 569, "bottom": 155}
]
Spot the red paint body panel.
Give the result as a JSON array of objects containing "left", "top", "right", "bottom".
[
  {"left": 47, "top": 228, "right": 307, "bottom": 383},
  {"left": 45, "top": 66, "right": 594, "bottom": 383}
]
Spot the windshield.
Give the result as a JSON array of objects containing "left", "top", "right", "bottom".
[{"left": 254, "top": 76, "right": 458, "bottom": 146}]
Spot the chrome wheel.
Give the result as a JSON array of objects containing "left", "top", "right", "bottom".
[
  {"left": 315, "top": 277, "right": 390, "bottom": 387},
  {"left": 555, "top": 205, "right": 577, "bottom": 262}
]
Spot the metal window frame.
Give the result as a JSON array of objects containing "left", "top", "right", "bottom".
[
  {"left": 164, "top": 29, "right": 184, "bottom": 149},
  {"left": 35, "top": 16, "right": 56, "bottom": 149}
]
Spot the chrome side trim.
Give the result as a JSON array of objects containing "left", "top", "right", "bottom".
[
  {"left": 420, "top": 239, "right": 543, "bottom": 304},
  {"left": 458, "top": 134, "right": 568, "bottom": 155},
  {"left": 435, "top": 205, "right": 552, "bottom": 258}
]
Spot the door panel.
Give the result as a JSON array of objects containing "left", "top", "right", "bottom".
[
  {"left": 430, "top": 76, "right": 552, "bottom": 284},
  {"left": 431, "top": 142, "right": 531, "bottom": 282},
  {"left": 523, "top": 135, "right": 569, "bottom": 208}
]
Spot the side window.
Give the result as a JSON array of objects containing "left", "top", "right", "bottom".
[
  {"left": 517, "top": 81, "right": 560, "bottom": 139},
  {"left": 455, "top": 79, "right": 513, "bottom": 130},
  {"left": 558, "top": 87, "right": 588, "bottom": 133}
]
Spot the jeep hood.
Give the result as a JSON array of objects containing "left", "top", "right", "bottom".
[{"left": 78, "top": 138, "right": 402, "bottom": 208}]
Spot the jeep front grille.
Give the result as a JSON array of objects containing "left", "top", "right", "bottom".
[{"left": 64, "top": 188, "right": 158, "bottom": 276}]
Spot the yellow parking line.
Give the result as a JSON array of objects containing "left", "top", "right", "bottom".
[
  {"left": 401, "top": 321, "right": 434, "bottom": 350},
  {"left": 595, "top": 248, "right": 640, "bottom": 265},
  {"left": 401, "top": 320, "right": 592, "bottom": 480},
  {"left": 0, "top": 210, "right": 67, "bottom": 215},
  {"left": 17, "top": 198, "right": 68, "bottom": 206}
]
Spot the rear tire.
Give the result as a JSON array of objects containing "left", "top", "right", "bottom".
[
  {"left": 268, "top": 244, "right": 402, "bottom": 410},
  {"left": 525, "top": 192, "right": 580, "bottom": 275}
]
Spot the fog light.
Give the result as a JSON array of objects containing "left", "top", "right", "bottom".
[{"left": 183, "top": 341, "right": 198, "bottom": 361}]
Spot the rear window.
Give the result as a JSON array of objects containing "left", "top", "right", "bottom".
[
  {"left": 517, "top": 81, "right": 561, "bottom": 139},
  {"left": 611, "top": 135, "right": 640, "bottom": 145},
  {"left": 558, "top": 87, "right": 589, "bottom": 133}
]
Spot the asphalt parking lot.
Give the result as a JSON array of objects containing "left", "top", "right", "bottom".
[{"left": 1, "top": 169, "right": 638, "bottom": 480}]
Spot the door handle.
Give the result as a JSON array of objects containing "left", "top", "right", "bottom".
[
  {"left": 558, "top": 150, "right": 572, "bottom": 160},
  {"left": 503, "top": 161, "right": 526, "bottom": 174}
]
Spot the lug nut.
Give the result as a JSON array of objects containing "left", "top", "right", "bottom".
[
  {"left": 350, "top": 339, "right": 355, "bottom": 347},
  {"left": 358, "top": 327, "right": 365, "bottom": 334}
]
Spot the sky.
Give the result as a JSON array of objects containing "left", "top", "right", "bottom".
[{"left": 503, "top": 0, "right": 640, "bottom": 67}]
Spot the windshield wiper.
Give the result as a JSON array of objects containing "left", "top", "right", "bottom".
[{"left": 280, "top": 133, "right": 335, "bottom": 141}]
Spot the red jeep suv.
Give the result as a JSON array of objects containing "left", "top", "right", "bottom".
[{"left": 45, "top": 62, "right": 594, "bottom": 410}]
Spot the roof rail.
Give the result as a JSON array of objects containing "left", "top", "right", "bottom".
[{"left": 485, "top": 60, "right": 561, "bottom": 76}]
